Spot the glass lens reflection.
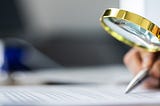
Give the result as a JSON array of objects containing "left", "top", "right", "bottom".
[{"left": 109, "top": 17, "right": 160, "bottom": 45}]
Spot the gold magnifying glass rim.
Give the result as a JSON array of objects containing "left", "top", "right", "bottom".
[{"left": 100, "top": 8, "right": 160, "bottom": 52}]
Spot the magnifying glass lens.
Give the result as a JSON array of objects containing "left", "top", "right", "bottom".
[{"left": 101, "top": 8, "right": 160, "bottom": 52}]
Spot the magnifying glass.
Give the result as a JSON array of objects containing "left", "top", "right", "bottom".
[
  {"left": 100, "top": 8, "right": 160, "bottom": 93},
  {"left": 100, "top": 8, "right": 160, "bottom": 52}
]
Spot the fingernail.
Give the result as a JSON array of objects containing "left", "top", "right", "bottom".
[{"left": 142, "top": 57, "right": 151, "bottom": 68}]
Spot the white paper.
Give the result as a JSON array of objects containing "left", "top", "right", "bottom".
[{"left": 0, "top": 85, "right": 160, "bottom": 106}]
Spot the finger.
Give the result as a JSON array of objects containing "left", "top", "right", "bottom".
[
  {"left": 123, "top": 48, "right": 142, "bottom": 75},
  {"left": 143, "top": 77, "right": 159, "bottom": 89},
  {"left": 140, "top": 50, "right": 157, "bottom": 69},
  {"left": 150, "top": 59, "right": 160, "bottom": 79}
]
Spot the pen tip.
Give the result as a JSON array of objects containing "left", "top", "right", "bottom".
[
  {"left": 124, "top": 88, "right": 130, "bottom": 94},
  {"left": 125, "top": 89, "right": 130, "bottom": 94}
]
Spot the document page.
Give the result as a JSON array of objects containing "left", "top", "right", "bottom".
[{"left": 0, "top": 84, "right": 160, "bottom": 106}]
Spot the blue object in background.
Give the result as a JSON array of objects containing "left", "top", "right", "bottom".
[
  {"left": 0, "top": 38, "right": 60, "bottom": 74},
  {"left": 4, "top": 46, "right": 30, "bottom": 72}
]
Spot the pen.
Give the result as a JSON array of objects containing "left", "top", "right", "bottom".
[{"left": 125, "top": 68, "right": 149, "bottom": 93}]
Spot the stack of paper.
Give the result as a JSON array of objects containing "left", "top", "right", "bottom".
[{"left": 0, "top": 85, "right": 160, "bottom": 106}]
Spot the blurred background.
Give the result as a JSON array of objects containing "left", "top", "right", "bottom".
[{"left": 0, "top": 0, "right": 131, "bottom": 73}]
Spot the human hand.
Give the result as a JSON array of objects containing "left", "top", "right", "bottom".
[{"left": 123, "top": 48, "right": 160, "bottom": 89}]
